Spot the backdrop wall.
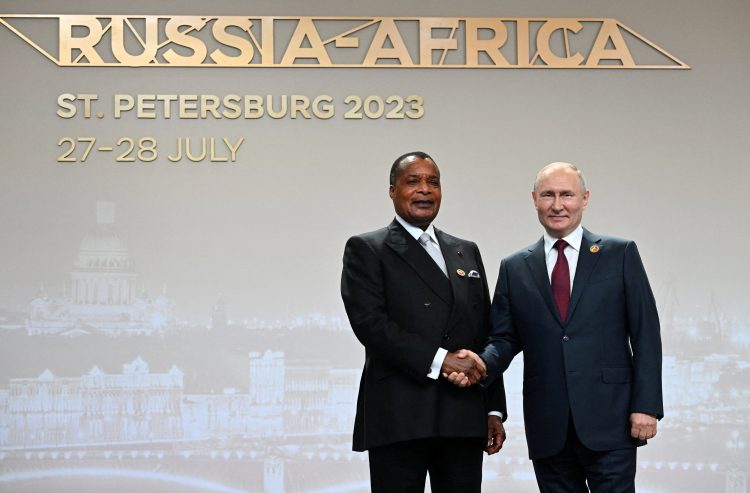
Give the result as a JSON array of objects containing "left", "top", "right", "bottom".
[{"left": 1, "top": 1, "right": 748, "bottom": 492}]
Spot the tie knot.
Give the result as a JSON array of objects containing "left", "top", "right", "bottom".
[
  {"left": 554, "top": 239, "right": 568, "bottom": 252},
  {"left": 419, "top": 233, "right": 432, "bottom": 246}
]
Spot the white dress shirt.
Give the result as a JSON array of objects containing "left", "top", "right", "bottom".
[{"left": 543, "top": 225, "right": 584, "bottom": 292}]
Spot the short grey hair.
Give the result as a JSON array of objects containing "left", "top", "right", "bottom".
[{"left": 533, "top": 162, "right": 587, "bottom": 193}]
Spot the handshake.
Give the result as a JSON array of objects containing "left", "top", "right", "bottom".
[{"left": 440, "top": 349, "right": 487, "bottom": 387}]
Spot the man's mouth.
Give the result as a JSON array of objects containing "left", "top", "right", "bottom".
[{"left": 413, "top": 200, "right": 433, "bottom": 207}]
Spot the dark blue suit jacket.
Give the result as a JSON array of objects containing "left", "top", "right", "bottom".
[{"left": 481, "top": 229, "right": 663, "bottom": 459}]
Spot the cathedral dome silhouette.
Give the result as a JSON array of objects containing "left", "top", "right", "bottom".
[{"left": 75, "top": 202, "right": 132, "bottom": 271}]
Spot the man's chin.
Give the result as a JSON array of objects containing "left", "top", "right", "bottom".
[
  {"left": 408, "top": 212, "right": 437, "bottom": 227},
  {"left": 546, "top": 220, "right": 569, "bottom": 231},
  {"left": 544, "top": 226, "right": 569, "bottom": 237}
]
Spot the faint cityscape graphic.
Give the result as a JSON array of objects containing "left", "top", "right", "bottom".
[{"left": 0, "top": 202, "right": 747, "bottom": 492}]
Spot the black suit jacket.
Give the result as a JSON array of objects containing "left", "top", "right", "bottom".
[
  {"left": 481, "top": 229, "right": 663, "bottom": 459},
  {"left": 341, "top": 219, "right": 507, "bottom": 451}
]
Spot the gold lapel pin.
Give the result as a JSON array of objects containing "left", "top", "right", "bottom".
[
  {"left": 589, "top": 245, "right": 600, "bottom": 253},
  {"left": 456, "top": 269, "right": 466, "bottom": 277}
]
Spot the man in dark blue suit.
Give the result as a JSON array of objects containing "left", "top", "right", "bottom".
[{"left": 451, "top": 162, "right": 663, "bottom": 492}]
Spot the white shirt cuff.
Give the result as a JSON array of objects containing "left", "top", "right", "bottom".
[
  {"left": 488, "top": 411, "right": 504, "bottom": 419},
  {"left": 427, "top": 347, "right": 448, "bottom": 379}
]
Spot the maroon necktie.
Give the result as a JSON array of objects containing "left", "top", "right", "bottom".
[{"left": 551, "top": 240, "right": 570, "bottom": 322}]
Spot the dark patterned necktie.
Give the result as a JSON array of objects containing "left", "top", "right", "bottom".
[{"left": 551, "top": 239, "right": 570, "bottom": 322}]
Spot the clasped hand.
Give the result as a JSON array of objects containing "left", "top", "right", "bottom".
[{"left": 441, "top": 349, "right": 486, "bottom": 387}]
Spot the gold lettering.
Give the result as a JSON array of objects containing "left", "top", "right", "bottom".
[
  {"left": 290, "top": 95, "right": 311, "bottom": 119},
  {"left": 201, "top": 95, "right": 221, "bottom": 118},
  {"left": 465, "top": 18, "right": 509, "bottom": 66},
  {"left": 0, "top": 15, "right": 685, "bottom": 69},
  {"left": 280, "top": 19, "right": 331, "bottom": 66},
  {"left": 55, "top": 94, "right": 97, "bottom": 118},
  {"left": 114, "top": 94, "right": 134, "bottom": 118},
  {"left": 587, "top": 20, "right": 635, "bottom": 67},
  {"left": 59, "top": 15, "right": 104, "bottom": 65},
  {"left": 223, "top": 95, "right": 242, "bottom": 119},
  {"left": 156, "top": 95, "right": 178, "bottom": 118},
  {"left": 210, "top": 138, "right": 228, "bottom": 162},
  {"left": 364, "top": 19, "right": 413, "bottom": 66},
  {"left": 57, "top": 94, "right": 77, "bottom": 118},
  {"left": 78, "top": 94, "right": 98, "bottom": 118},
  {"left": 137, "top": 95, "right": 156, "bottom": 119},
  {"left": 185, "top": 138, "right": 207, "bottom": 162},
  {"left": 224, "top": 137, "right": 244, "bottom": 161},
  {"left": 419, "top": 18, "right": 459, "bottom": 66},
  {"left": 179, "top": 95, "right": 199, "bottom": 118},
  {"left": 312, "top": 95, "right": 334, "bottom": 119},
  {"left": 257, "top": 17, "right": 275, "bottom": 66},
  {"left": 267, "top": 95, "right": 288, "bottom": 119},
  {"left": 536, "top": 19, "right": 584, "bottom": 67},
  {"left": 163, "top": 17, "right": 208, "bottom": 65},
  {"left": 168, "top": 138, "right": 182, "bottom": 162},
  {"left": 516, "top": 19, "right": 530, "bottom": 68},
  {"left": 210, "top": 17, "right": 255, "bottom": 66},
  {"left": 110, "top": 16, "right": 158, "bottom": 66},
  {"left": 244, "top": 96, "right": 264, "bottom": 119}
]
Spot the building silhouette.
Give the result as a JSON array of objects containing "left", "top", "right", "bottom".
[{"left": 26, "top": 202, "right": 174, "bottom": 337}]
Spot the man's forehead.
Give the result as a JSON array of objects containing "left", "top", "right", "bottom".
[
  {"left": 404, "top": 169, "right": 439, "bottom": 176},
  {"left": 538, "top": 170, "right": 577, "bottom": 187},
  {"left": 400, "top": 160, "right": 439, "bottom": 176}
]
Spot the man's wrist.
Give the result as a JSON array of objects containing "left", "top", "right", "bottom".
[{"left": 427, "top": 347, "right": 448, "bottom": 379}]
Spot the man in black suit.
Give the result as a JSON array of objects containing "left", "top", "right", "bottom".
[
  {"left": 340, "top": 151, "right": 507, "bottom": 493},
  {"left": 450, "top": 162, "right": 663, "bottom": 492}
]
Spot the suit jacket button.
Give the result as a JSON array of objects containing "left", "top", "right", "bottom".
[
  {"left": 562, "top": 335, "right": 570, "bottom": 342},
  {"left": 443, "top": 334, "right": 450, "bottom": 340}
]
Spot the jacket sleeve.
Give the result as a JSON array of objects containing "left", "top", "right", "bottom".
[
  {"left": 484, "top": 375, "right": 508, "bottom": 421},
  {"left": 473, "top": 243, "right": 509, "bottom": 421},
  {"left": 341, "top": 235, "right": 439, "bottom": 381},
  {"left": 481, "top": 258, "right": 523, "bottom": 385},
  {"left": 623, "top": 241, "right": 664, "bottom": 419}
]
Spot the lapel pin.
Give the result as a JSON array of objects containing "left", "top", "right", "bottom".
[
  {"left": 589, "top": 245, "right": 600, "bottom": 253},
  {"left": 456, "top": 269, "right": 466, "bottom": 277},
  {"left": 457, "top": 250, "right": 463, "bottom": 257}
]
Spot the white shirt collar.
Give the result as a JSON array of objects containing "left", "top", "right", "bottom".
[
  {"left": 395, "top": 215, "right": 439, "bottom": 244},
  {"left": 543, "top": 225, "right": 583, "bottom": 255}
]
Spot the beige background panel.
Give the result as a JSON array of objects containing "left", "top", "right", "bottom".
[{"left": 0, "top": 1, "right": 748, "bottom": 492}]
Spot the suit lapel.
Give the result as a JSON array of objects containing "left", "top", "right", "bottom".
[
  {"left": 524, "top": 238, "right": 564, "bottom": 326},
  {"left": 384, "top": 221, "right": 452, "bottom": 304},
  {"left": 435, "top": 229, "right": 465, "bottom": 328},
  {"left": 567, "top": 229, "right": 602, "bottom": 322}
]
